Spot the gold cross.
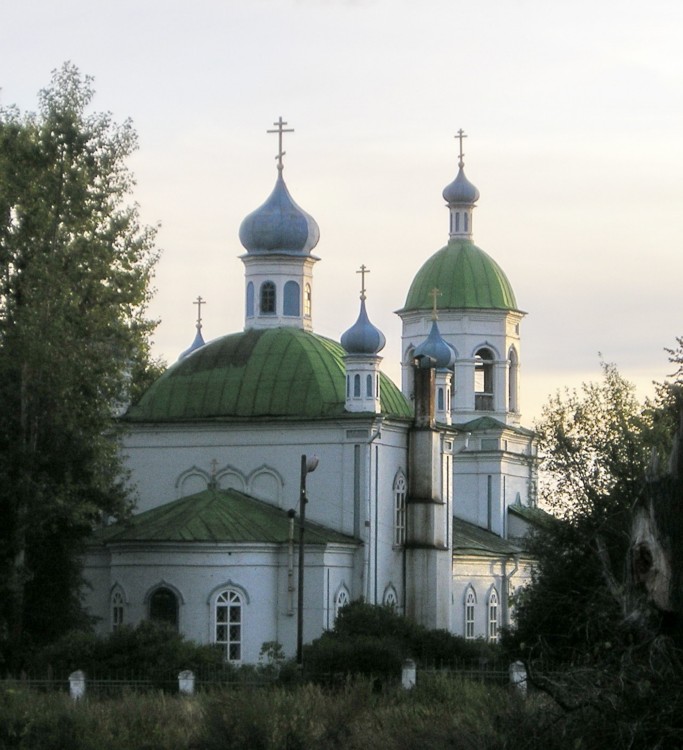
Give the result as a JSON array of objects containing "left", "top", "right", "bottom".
[
  {"left": 193, "top": 295, "right": 206, "bottom": 327},
  {"left": 356, "top": 264, "right": 370, "bottom": 300},
  {"left": 267, "top": 116, "right": 294, "bottom": 170},
  {"left": 429, "top": 287, "right": 442, "bottom": 320},
  {"left": 455, "top": 128, "right": 467, "bottom": 168}
]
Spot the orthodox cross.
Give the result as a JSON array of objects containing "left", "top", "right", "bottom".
[
  {"left": 193, "top": 295, "right": 206, "bottom": 329},
  {"left": 430, "top": 287, "right": 442, "bottom": 320},
  {"left": 356, "top": 264, "right": 370, "bottom": 300},
  {"left": 455, "top": 128, "right": 467, "bottom": 168},
  {"left": 267, "top": 116, "right": 294, "bottom": 170}
]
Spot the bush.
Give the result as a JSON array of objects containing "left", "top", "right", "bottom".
[
  {"left": 304, "top": 602, "right": 500, "bottom": 679},
  {"left": 29, "top": 620, "right": 225, "bottom": 678}
]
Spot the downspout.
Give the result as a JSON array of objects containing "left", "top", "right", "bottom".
[
  {"left": 502, "top": 555, "right": 519, "bottom": 629},
  {"left": 287, "top": 509, "right": 296, "bottom": 616}
]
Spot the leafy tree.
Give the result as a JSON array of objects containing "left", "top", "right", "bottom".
[{"left": 0, "top": 63, "right": 159, "bottom": 665}]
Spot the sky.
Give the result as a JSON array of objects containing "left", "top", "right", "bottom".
[{"left": 2, "top": 0, "right": 682, "bottom": 423}]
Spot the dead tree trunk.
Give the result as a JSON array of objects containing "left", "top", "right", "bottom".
[{"left": 629, "top": 405, "right": 683, "bottom": 636}]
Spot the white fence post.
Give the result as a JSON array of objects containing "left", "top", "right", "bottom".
[
  {"left": 509, "top": 660, "right": 527, "bottom": 697},
  {"left": 178, "top": 669, "right": 195, "bottom": 695},
  {"left": 69, "top": 670, "right": 86, "bottom": 701},
  {"left": 402, "top": 658, "right": 416, "bottom": 690}
]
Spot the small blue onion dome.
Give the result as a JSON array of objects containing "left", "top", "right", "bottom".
[
  {"left": 239, "top": 172, "right": 320, "bottom": 255},
  {"left": 341, "top": 299, "right": 386, "bottom": 355},
  {"left": 178, "top": 327, "right": 206, "bottom": 361},
  {"left": 413, "top": 320, "right": 456, "bottom": 369},
  {"left": 442, "top": 165, "right": 480, "bottom": 205}
]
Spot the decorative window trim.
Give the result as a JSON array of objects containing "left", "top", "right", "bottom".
[
  {"left": 110, "top": 585, "right": 127, "bottom": 632},
  {"left": 383, "top": 584, "right": 398, "bottom": 609},
  {"left": 488, "top": 588, "right": 499, "bottom": 643},
  {"left": 260, "top": 281, "right": 277, "bottom": 315},
  {"left": 146, "top": 583, "right": 182, "bottom": 631},
  {"left": 213, "top": 589, "right": 244, "bottom": 663},
  {"left": 175, "top": 466, "right": 210, "bottom": 497},
  {"left": 464, "top": 587, "right": 477, "bottom": 640},
  {"left": 393, "top": 471, "right": 407, "bottom": 546},
  {"left": 334, "top": 584, "right": 350, "bottom": 620}
]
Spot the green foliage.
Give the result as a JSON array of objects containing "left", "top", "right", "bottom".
[
  {"left": 29, "top": 621, "right": 225, "bottom": 678},
  {"left": 0, "top": 63, "right": 159, "bottom": 664},
  {"left": 305, "top": 601, "right": 498, "bottom": 679}
]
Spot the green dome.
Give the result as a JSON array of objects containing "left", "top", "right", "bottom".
[
  {"left": 401, "top": 239, "right": 518, "bottom": 313},
  {"left": 126, "top": 327, "right": 411, "bottom": 422}
]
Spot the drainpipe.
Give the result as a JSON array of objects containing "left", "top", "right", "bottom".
[
  {"left": 502, "top": 556, "right": 519, "bottom": 628},
  {"left": 287, "top": 509, "right": 296, "bottom": 616}
]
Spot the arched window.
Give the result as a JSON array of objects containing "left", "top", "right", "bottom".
[
  {"left": 488, "top": 589, "right": 499, "bottom": 643},
  {"left": 215, "top": 590, "right": 243, "bottom": 662},
  {"left": 353, "top": 374, "right": 361, "bottom": 398},
  {"left": 465, "top": 588, "right": 476, "bottom": 639},
  {"left": 335, "top": 587, "right": 350, "bottom": 620},
  {"left": 246, "top": 282, "right": 254, "bottom": 318},
  {"left": 366, "top": 374, "right": 373, "bottom": 397},
  {"left": 304, "top": 283, "right": 312, "bottom": 317},
  {"left": 437, "top": 386, "right": 444, "bottom": 411},
  {"left": 393, "top": 472, "right": 407, "bottom": 546},
  {"left": 455, "top": 212, "right": 460, "bottom": 232},
  {"left": 111, "top": 590, "right": 124, "bottom": 632},
  {"left": 383, "top": 585, "right": 398, "bottom": 609},
  {"left": 260, "top": 281, "right": 276, "bottom": 315},
  {"left": 474, "top": 347, "right": 494, "bottom": 411},
  {"left": 149, "top": 587, "right": 179, "bottom": 630},
  {"left": 508, "top": 346, "right": 519, "bottom": 413},
  {"left": 283, "top": 280, "right": 300, "bottom": 316},
  {"left": 464, "top": 212, "right": 469, "bottom": 232}
]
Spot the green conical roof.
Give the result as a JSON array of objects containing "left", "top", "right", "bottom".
[
  {"left": 126, "top": 327, "right": 411, "bottom": 422},
  {"left": 401, "top": 238, "right": 518, "bottom": 313}
]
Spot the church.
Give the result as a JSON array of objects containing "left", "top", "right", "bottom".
[{"left": 82, "top": 122, "right": 540, "bottom": 663}]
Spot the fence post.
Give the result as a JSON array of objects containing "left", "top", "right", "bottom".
[
  {"left": 402, "top": 658, "right": 416, "bottom": 690},
  {"left": 69, "top": 670, "right": 86, "bottom": 701},
  {"left": 509, "top": 660, "right": 527, "bottom": 697},
  {"left": 178, "top": 669, "right": 195, "bottom": 695}
]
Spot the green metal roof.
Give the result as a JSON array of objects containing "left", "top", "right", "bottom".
[
  {"left": 452, "top": 416, "right": 536, "bottom": 437},
  {"left": 126, "top": 327, "right": 412, "bottom": 422},
  {"left": 401, "top": 239, "right": 518, "bottom": 313},
  {"left": 453, "top": 517, "right": 524, "bottom": 557},
  {"left": 95, "top": 488, "right": 359, "bottom": 545},
  {"left": 507, "top": 504, "right": 554, "bottom": 530}
]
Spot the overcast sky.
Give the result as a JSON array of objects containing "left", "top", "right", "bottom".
[{"left": 3, "top": 0, "right": 682, "bottom": 422}]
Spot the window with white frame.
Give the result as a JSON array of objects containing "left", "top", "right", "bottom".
[
  {"left": 335, "top": 587, "right": 350, "bottom": 620},
  {"left": 111, "top": 590, "right": 124, "bottom": 631},
  {"left": 465, "top": 588, "right": 476, "bottom": 639},
  {"left": 393, "top": 473, "right": 407, "bottom": 546},
  {"left": 488, "top": 589, "right": 499, "bottom": 642},
  {"left": 215, "top": 590, "right": 243, "bottom": 662},
  {"left": 383, "top": 586, "right": 398, "bottom": 609}
]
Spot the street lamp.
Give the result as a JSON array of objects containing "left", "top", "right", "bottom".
[{"left": 297, "top": 453, "right": 319, "bottom": 665}]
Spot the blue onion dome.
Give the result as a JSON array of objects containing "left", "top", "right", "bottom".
[
  {"left": 341, "top": 299, "right": 386, "bottom": 355},
  {"left": 178, "top": 326, "right": 206, "bottom": 360},
  {"left": 239, "top": 171, "right": 320, "bottom": 255},
  {"left": 442, "top": 165, "right": 480, "bottom": 205},
  {"left": 413, "top": 320, "right": 456, "bottom": 369}
]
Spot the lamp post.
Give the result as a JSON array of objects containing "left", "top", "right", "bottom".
[{"left": 297, "top": 453, "right": 319, "bottom": 666}]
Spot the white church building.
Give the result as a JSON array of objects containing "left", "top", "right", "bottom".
[{"left": 83, "top": 124, "right": 540, "bottom": 663}]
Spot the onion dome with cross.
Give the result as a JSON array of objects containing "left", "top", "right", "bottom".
[
  {"left": 341, "top": 265, "right": 386, "bottom": 355},
  {"left": 400, "top": 131, "right": 518, "bottom": 315},
  {"left": 239, "top": 117, "right": 320, "bottom": 256},
  {"left": 412, "top": 289, "right": 455, "bottom": 369},
  {"left": 178, "top": 296, "right": 207, "bottom": 360}
]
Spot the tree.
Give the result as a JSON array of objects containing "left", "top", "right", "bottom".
[
  {"left": 508, "top": 362, "right": 672, "bottom": 662},
  {"left": 0, "top": 63, "right": 159, "bottom": 665}
]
